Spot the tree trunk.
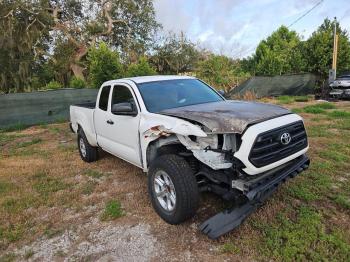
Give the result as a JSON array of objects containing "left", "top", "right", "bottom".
[{"left": 70, "top": 44, "right": 88, "bottom": 81}]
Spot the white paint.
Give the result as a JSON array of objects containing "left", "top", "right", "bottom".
[{"left": 234, "top": 114, "right": 309, "bottom": 175}]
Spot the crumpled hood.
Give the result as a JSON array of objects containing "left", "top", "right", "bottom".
[{"left": 159, "top": 100, "right": 291, "bottom": 134}]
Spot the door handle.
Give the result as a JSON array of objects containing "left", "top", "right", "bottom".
[{"left": 106, "top": 119, "right": 114, "bottom": 125}]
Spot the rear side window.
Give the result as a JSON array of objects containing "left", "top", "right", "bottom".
[{"left": 98, "top": 86, "right": 111, "bottom": 111}]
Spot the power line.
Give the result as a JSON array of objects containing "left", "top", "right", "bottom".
[{"left": 287, "top": 0, "right": 324, "bottom": 28}]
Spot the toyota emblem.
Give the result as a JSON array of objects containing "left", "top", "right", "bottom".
[{"left": 280, "top": 132, "right": 291, "bottom": 145}]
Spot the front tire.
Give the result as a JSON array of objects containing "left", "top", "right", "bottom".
[
  {"left": 148, "top": 154, "right": 199, "bottom": 224},
  {"left": 77, "top": 130, "right": 98, "bottom": 162}
]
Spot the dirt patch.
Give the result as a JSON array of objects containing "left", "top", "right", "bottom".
[{"left": 15, "top": 219, "right": 163, "bottom": 261}]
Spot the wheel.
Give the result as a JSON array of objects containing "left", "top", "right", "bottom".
[
  {"left": 148, "top": 154, "right": 199, "bottom": 224},
  {"left": 77, "top": 129, "right": 98, "bottom": 162}
]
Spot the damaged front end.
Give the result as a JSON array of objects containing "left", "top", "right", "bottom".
[{"left": 141, "top": 112, "right": 309, "bottom": 239}]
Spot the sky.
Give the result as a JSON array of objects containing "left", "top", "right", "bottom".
[{"left": 153, "top": 0, "right": 350, "bottom": 58}]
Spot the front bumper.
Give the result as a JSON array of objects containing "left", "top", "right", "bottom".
[
  {"left": 199, "top": 154, "right": 310, "bottom": 239},
  {"left": 329, "top": 89, "right": 350, "bottom": 99}
]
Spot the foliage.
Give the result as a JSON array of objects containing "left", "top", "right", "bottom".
[
  {"left": 87, "top": 42, "right": 123, "bottom": 88},
  {"left": 0, "top": 0, "right": 51, "bottom": 93},
  {"left": 196, "top": 55, "right": 249, "bottom": 90},
  {"left": 305, "top": 18, "right": 350, "bottom": 78},
  {"left": 251, "top": 26, "right": 306, "bottom": 75},
  {"left": 69, "top": 76, "right": 86, "bottom": 89},
  {"left": 126, "top": 57, "right": 156, "bottom": 77},
  {"left": 0, "top": 0, "right": 159, "bottom": 93},
  {"left": 48, "top": 38, "right": 77, "bottom": 87},
  {"left": 150, "top": 33, "right": 201, "bottom": 74},
  {"left": 44, "top": 81, "right": 62, "bottom": 90}
]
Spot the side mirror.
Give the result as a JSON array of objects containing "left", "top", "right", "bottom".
[
  {"left": 111, "top": 102, "right": 137, "bottom": 116},
  {"left": 218, "top": 90, "right": 225, "bottom": 96}
]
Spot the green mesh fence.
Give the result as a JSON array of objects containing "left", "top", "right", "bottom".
[
  {"left": 0, "top": 88, "right": 98, "bottom": 129},
  {"left": 227, "top": 73, "right": 316, "bottom": 98}
]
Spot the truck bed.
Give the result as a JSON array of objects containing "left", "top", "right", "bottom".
[{"left": 73, "top": 101, "right": 96, "bottom": 109}]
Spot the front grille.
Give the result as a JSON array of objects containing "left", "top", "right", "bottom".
[{"left": 249, "top": 121, "right": 308, "bottom": 168}]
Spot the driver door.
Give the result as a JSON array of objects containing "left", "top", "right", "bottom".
[{"left": 101, "top": 84, "right": 142, "bottom": 167}]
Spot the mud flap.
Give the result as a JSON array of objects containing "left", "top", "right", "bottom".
[{"left": 199, "top": 155, "right": 310, "bottom": 239}]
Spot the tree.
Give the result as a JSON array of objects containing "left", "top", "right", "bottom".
[
  {"left": 46, "top": 0, "right": 160, "bottom": 81},
  {"left": 0, "top": 0, "right": 160, "bottom": 92},
  {"left": 150, "top": 32, "right": 200, "bottom": 74},
  {"left": 252, "top": 26, "right": 305, "bottom": 75},
  {"left": 126, "top": 56, "right": 156, "bottom": 77},
  {"left": 87, "top": 42, "right": 123, "bottom": 88},
  {"left": 0, "top": 0, "right": 51, "bottom": 93},
  {"left": 196, "top": 55, "right": 249, "bottom": 90},
  {"left": 305, "top": 18, "right": 350, "bottom": 78}
]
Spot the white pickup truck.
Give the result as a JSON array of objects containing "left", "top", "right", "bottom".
[{"left": 70, "top": 75, "right": 310, "bottom": 239}]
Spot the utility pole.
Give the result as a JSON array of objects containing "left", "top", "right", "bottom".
[
  {"left": 332, "top": 17, "right": 338, "bottom": 72},
  {"left": 330, "top": 17, "right": 338, "bottom": 82}
]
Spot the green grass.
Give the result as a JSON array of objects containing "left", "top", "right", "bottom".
[
  {"left": 291, "top": 108, "right": 303, "bottom": 113},
  {"left": 328, "top": 110, "right": 350, "bottom": 118},
  {"left": 15, "top": 138, "right": 42, "bottom": 148},
  {"left": 100, "top": 200, "right": 123, "bottom": 221},
  {"left": 220, "top": 242, "right": 240, "bottom": 254},
  {"left": 288, "top": 183, "right": 320, "bottom": 201},
  {"left": 259, "top": 206, "right": 350, "bottom": 261},
  {"left": 0, "top": 181, "right": 15, "bottom": 196},
  {"left": 315, "top": 103, "right": 336, "bottom": 109},
  {"left": 84, "top": 169, "right": 105, "bottom": 179},
  {"left": 319, "top": 150, "right": 349, "bottom": 163},
  {"left": 335, "top": 119, "right": 350, "bottom": 130},
  {"left": 303, "top": 103, "right": 336, "bottom": 114},
  {"left": 0, "top": 123, "right": 30, "bottom": 133},
  {"left": 307, "top": 125, "right": 332, "bottom": 137},
  {"left": 277, "top": 96, "right": 295, "bottom": 104},
  {"left": 303, "top": 106, "right": 326, "bottom": 114},
  {"left": 81, "top": 181, "right": 97, "bottom": 195},
  {"left": 0, "top": 253, "right": 17, "bottom": 262},
  {"left": 0, "top": 224, "right": 25, "bottom": 243},
  {"left": 32, "top": 172, "right": 70, "bottom": 196},
  {"left": 332, "top": 194, "right": 350, "bottom": 209}
]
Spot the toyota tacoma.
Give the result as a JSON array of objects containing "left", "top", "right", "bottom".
[{"left": 70, "top": 75, "right": 310, "bottom": 239}]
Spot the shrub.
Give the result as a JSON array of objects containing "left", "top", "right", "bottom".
[
  {"left": 87, "top": 42, "right": 123, "bottom": 88},
  {"left": 69, "top": 76, "right": 86, "bottom": 88},
  {"left": 44, "top": 80, "right": 62, "bottom": 90},
  {"left": 126, "top": 57, "right": 156, "bottom": 77}
]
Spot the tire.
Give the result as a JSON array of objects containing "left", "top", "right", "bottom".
[
  {"left": 77, "top": 129, "right": 98, "bottom": 162},
  {"left": 148, "top": 154, "right": 199, "bottom": 224}
]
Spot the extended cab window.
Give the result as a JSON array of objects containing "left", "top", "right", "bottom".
[
  {"left": 111, "top": 85, "right": 137, "bottom": 114},
  {"left": 98, "top": 86, "right": 111, "bottom": 111}
]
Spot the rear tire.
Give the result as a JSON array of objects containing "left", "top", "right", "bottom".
[
  {"left": 77, "top": 130, "right": 98, "bottom": 162},
  {"left": 148, "top": 154, "right": 199, "bottom": 224}
]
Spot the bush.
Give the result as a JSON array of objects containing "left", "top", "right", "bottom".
[
  {"left": 126, "top": 57, "right": 156, "bottom": 77},
  {"left": 44, "top": 81, "right": 62, "bottom": 90},
  {"left": 87, "top": 42, "right": 123, "bottom": 88},
  {"left": 69, "top": 76, "right": 86, "bottom": 88}
]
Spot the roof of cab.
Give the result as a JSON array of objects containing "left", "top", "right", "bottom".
[{"left": 127, "top": 75, "right": 195, "bottom": 84}]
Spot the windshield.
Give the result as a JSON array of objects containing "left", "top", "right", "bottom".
[{"left": 137, "top": 79, "right": 224, "bottom": 113}]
